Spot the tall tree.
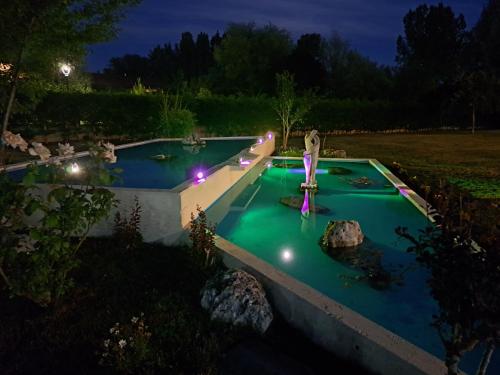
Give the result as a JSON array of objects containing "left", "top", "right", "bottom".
[
  {"left": 178, "top": 32, "right": 196, "bottom": 80},
  {"left": 286, "top": 33, "right": 327, "bottom": 91},
  {"left": 195, "top": 32, "right": 212, "bottom": 76},
  {"left": 322, "top": 33, "right": 392, "bottom": 99},
  {"left": 214, "top": 23, "right": 292, "bottom": 94},
  {"left": 0, "top": 0, "right": 140, "bottom": 137},
  {"left": 395, "top": 3, "right": 466, "bottom": 107}
]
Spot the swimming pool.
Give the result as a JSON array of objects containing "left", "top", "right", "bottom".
[
  {"left": 207, "top": 158, "right": 499, "bottom": 375},
  {"left": 8, "top": 138, "right": 255, "bottom": 189}
]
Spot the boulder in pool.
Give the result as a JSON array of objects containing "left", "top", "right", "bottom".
[
  {"left": 201, "top": 269, "right": 273, "bottom": 334},
  {"left": 322, "top": 220, "right": 364, "bottom": 248},
  {"left": 279, "top": 196, "right": 331, "bottom": 214}
]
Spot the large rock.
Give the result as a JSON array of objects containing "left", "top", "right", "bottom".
[
  {"left": 322, "top": 220, "right": 364, "bottom": 248},
  {"left": 201, "top": 269, "right": 273, "bottom": 334}
]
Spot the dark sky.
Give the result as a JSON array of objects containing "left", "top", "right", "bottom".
[{"left": 86, "top": 0, "right": 484, "bottom": 72}]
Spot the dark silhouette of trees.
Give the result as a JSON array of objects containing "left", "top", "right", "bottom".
[
  {"left": 214, "top": 23, "right": 292, "bottom": 94},
  {"left": 285, "top": 33, "right": 327, "bottom": 91},
  {"left": 395, "top": 3, "right": 467, "bottom": 123}
]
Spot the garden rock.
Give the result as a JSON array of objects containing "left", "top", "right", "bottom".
[
  {"left": 323, "top": 220, "right": 364, "bottom": 248},
  {"left": 333, "top": 150, "right": 347, "bottom": 158},
  {"left": 201, "top": 269, "right": 273, "bottom": 334}
]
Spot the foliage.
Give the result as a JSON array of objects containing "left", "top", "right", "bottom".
[
  {"left": 0, "top": 238, "right": 240, "bottom": 374},
  {"left": 0, "top": 0, "right": 140, "bottom": 133},
  {"left": 157, "top": 92, "right": 196, "bottom": 137},
  {"left": 113, "top": 196, "right": 143, "bottom": 252},
  {"left": 130, "top": 77, "right": 147, "bottom": 95},
  {"left": 0, "top": 140, "right": 118, "bottom": 305},
  {"left": 100, "top": 313, "right": 153, "bottom": 374},
  {"left": 322, "top": 33, "right": 393, "bottom": 100},
  {"left": 189, "top": 206, "right": 217, "bottom": 268},
  {"left": 396, "top": 182, "right": 500, "bottom": 375},
  {"left": 17, "top": 91, "right": 445, "bottom": 139},
  {"left": 213, "top": 23, "right": 293, "bottom": 94},
  {"left": 274, "top": 72, "right": 311, "bottom": 149}
]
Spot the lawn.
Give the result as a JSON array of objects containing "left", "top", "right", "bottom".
[{"left": 286, "top": 131, "right": 500, "bottom": 200}]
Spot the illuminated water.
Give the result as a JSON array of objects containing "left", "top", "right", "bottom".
[
  {"left": 208, "top": 159, "right": 499, "bottom": 374},
  {"left": 9, "top": 139, "right": 254, "bottom": 189}
]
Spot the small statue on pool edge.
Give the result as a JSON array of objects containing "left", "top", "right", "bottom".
[{"left": 301, "top": 129, "right": 320, "bottom": 191}]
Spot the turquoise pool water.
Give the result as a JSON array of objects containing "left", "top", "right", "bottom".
[
  {"left": 9, "top": 139, "right": 255, "bottom": 189},
  {"left": 208, "top": 159, "right": 499, "bottom": 374}
]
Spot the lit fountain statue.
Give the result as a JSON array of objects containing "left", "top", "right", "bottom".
[{"left": 301, "top": 129, "right": 320, "bottom": 191}]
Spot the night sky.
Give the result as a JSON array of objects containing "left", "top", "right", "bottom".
[{"left": 86, "top": 0, "right": 484, "bottom": 72}]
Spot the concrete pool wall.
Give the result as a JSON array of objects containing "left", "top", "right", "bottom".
[
  {"left": 6, "top": 136, "right": 275, "bottom": 245},
  {"left": 209, "top": 156, "right": 447, "bottom": 375},
  {"left": 88, "top": 136, "right": 275, "bottom": 244}
]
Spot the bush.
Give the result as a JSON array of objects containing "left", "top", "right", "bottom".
[{"left": 14, "top": 92, "right": 448, "bottom": 138}]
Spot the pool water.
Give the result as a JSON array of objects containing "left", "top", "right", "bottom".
[
  {"left": 209, "top": 159, "right": 499, "bottom": 374},
  {"left": 9, "top": 139, "right": 255, "bottom": 189}
]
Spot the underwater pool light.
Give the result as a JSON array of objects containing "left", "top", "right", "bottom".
[{"left": 281, "top": 248, "right": 294, "bottom": 262}]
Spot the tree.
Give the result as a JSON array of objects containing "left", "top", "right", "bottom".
[
  {"left": 195, "top": 32, "right": 213, "bottom": 76},
  {"left": 285, "top": 33, "right": 327, "bottom": 91},
  {"left": 177, "top": 32, "right": 196, "bottom": 80},
  {"left": 0, "top": 0, "right": 140, "bottom": 137},
  {"left": 104, "top": 54, "right": 150, "bottom": 83},
  {"left": 322, "top": 33, "right": 392, "bottom": 99},
  {"left": 473, "top": 0, "right": 500, "bottom": 77},
  {"left": 274, "top": 71, "right": 310, "bottom": 149},
  {"left": 214, "top": 23, "right": 292, "bottom": 94},
  {"left": 395, "top": 3, "right": 466, "bottom": 108}
]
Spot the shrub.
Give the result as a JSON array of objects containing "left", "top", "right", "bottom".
[
  {"left": 0, "top": 137, "right": 118, "bottom": 305},
  {"left": 100, "top": 313, "right": 153, "bottom": 374},
  {"left": 157, "top": 92, "right": 196, "bottom": 137},
  {"left": 113, "top": 196, "right": 143, "bottom": 252},
  {"left": 189, "top": 206, "right": 217, "bottom": 268}
]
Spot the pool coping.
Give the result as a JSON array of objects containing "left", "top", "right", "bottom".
[{"left": 213, "top": 156, "right": 447, "bottom": 375}]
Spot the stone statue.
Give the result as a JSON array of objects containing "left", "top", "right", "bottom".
[{"left": 301, "top": 129, "right": 320, "bottom": 190}]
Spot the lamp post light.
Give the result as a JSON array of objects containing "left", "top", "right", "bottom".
[
  {"left": 59, "top": 63, "right": 72, "bottom": 91},
  {"left": 60, "top": 63, "right": 72, "bottom": 77}
]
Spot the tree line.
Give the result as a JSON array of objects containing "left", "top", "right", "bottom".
[{"left": 101, "top": 1, "right": 500, "bottom": 130}]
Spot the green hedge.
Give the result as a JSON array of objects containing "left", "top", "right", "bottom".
[{"left": 17, "top": 92, "right": 437, "bottom": 138}]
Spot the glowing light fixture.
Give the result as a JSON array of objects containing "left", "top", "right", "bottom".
[
  {"left": 194, "top": 170, "right": 206, "bottom": 184},
  {"left": 266, "top": 131, "right": 273, "bottom": 140},
  {"left": 257, "top": 137, "right": 264, "bottom": 144},
  {"left": 239, "top": 157, "right": 251, "bottom": 166},
  {"left": 265, "top": 161, "right": 272, "bottom": 168},
  {"left": 60, "top": 63, "right": 72, "bottom": 77},
  {"left": 281, "top": 248, "right": 294, "bottom": 262},
  {"left": 69, "top": 162, "right": 80, "bottom": 174}
]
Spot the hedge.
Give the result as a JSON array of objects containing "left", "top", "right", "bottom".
[{"left": 14, "top": 92, "right": 443, "bottom": 138}]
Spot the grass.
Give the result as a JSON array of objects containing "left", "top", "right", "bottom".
[{"left": 285, "top": 131, "right": 500, "bottom": 200}]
